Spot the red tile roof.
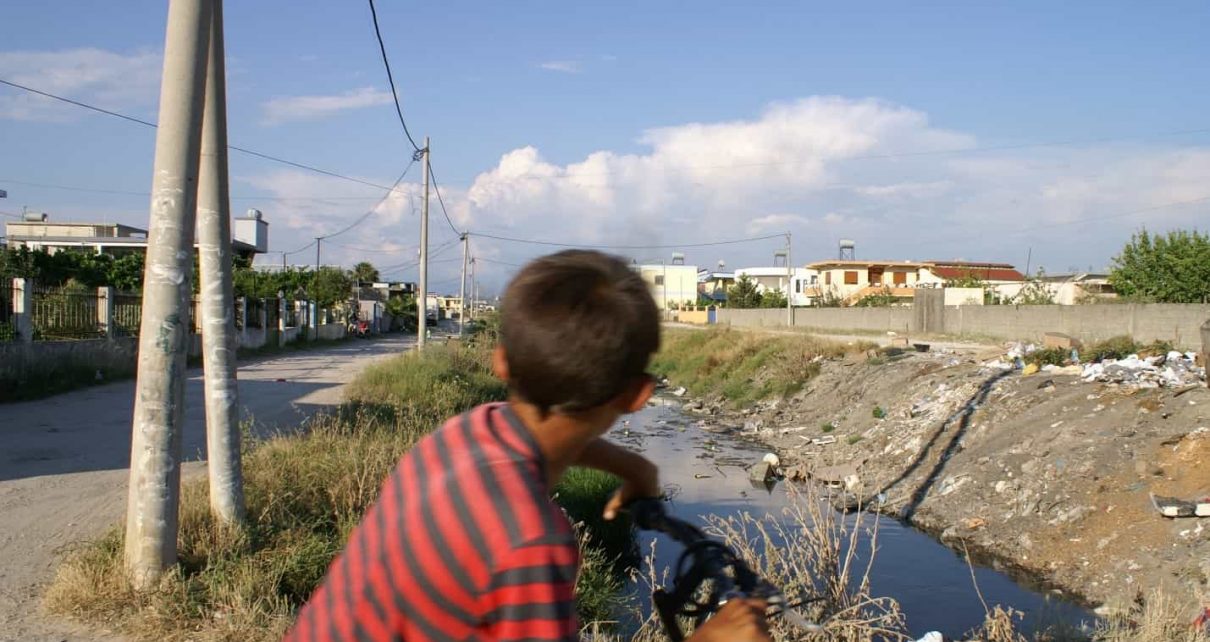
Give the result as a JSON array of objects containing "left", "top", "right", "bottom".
[{"left": 930, "top": 266, "right": 1025, "bottom": 282}]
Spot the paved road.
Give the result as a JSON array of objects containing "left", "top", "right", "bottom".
[{"left": 0, "top": 334, "right": 416, "bottom": 642}]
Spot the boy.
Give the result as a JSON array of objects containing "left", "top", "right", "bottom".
[{"left": 284, "top": 250, "right": 770, "bottom": 642}]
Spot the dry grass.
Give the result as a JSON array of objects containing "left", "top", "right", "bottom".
[{"left": 1093, "top": 591, "right": 1210, "bottom": 642}]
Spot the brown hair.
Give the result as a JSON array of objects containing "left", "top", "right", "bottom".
[{"left": 500, "top": 250, "right": 660, "bottom": 414}]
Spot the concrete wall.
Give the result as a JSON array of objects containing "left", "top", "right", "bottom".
[
  {"left": 944, "top": 303, "right": 1210, "bottom": 348},
  {"left": 717, "top": 307, "right": 912, "bottom": 333},
  {"left": 676, "top": 310, "right": 711, "bottom": 325},
  {"left": 714, "top": 303, "right": 1210, "bottom": 349},
  {"left": 317, "top": 322, "right": 346, "bottom": 341},
  {"left": 0, "top": 337, "right": 139, "bottom": 391}
]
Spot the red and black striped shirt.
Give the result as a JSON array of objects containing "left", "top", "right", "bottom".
[{"left": 283, "top": 403, "right": 580, "bottom": 642}]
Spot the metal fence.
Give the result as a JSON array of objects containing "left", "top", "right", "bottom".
[
  {"left": 265, "top": 299, "right": 281, "bottom": 330},
  {"left": 113, "top": 292, "right": 143, "bottom": 337},
  {"left": 245, "top": 298, "right": 264, "bottom": 329},
  {"left": 32, "top": 284, "right": 103, "bottom": 340},
  {"left": 0, "top": 282, "right": 15, "bottom": 342}
]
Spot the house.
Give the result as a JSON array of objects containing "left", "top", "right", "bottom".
[
  {"left": 918, "top": 261, "right": 1026, "bottom": 287},
  {"left": 806, "top": 260, "right": 926, "bottom": 305},
  {"left": 733, "top": 266, "right": 819, "bottom": 307},
  {"left": 1037, "top": 272, "right": 1117, "bottom": 305},
  {"left": 634, "top": 256, "right": 699, "bottom": 310},
  {"left": 697, "top": 269, "right": 734, "bottom": 303},
  {"left": 4, "top": 210, "right": 269, "bottom": 260}
]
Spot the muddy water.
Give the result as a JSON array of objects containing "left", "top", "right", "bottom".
[{"left": 613, "top": 396, "right": 1092, "bottom": 640}]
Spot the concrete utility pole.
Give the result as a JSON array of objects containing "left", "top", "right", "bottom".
[
  {"left": 125, "top": 0, "right": 213, "bottom": 589},
  {"left": 459, "top": 233, "right": 468, "bottom": 337},
  {"left": 785, "top": 231, "right": 793, "bottom": 326},
  {"left": 196, "top": 0, "right": 243, "bottom": 526},
  {"left": 417, "top": 137, "right": 430, "bottom": 348},
  {"left": 469, "top": 257, "right": 477, "bottom": 321}
]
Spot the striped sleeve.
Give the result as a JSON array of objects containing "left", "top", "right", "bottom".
[{"left": 481, "top": 536, "right": 580, "bottom": 642}]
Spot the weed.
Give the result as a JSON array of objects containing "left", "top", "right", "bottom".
[
  {"left": 821, "top": 421, "right": 837, "bottom": 433},
  {"left": 848, "top": 435, "right": 865, "bottom": 445},
  {"left": 1025, "top": 347, "right": 1068, "bottom": 367},
  {"left": 872, "top": 405, "right": 887, "bottom": 419}
]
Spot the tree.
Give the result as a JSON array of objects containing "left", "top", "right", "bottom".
[
  {"left": 726, "top": 274, "right": 763, "bottom": 308},
  {"left": 1109, "top": 228, "right": 1210, "bottom": 303},
  {"left": 759, "top": 288, "right": 787, "bottom": 308},
  {"left": 352, "top": 261, "right": 380, "bottom": 285},
  {"left": 1014, "top": 269, "right": 1056, "bottom": 305},
  {"left": 855, "top": 286, "right": 897, "bottom": 307},
  {"left": 944, "top": 269, "right": 989, "bottom": 289}
]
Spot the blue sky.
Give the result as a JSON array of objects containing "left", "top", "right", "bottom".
[{"left": 3, "top": 1, "right": 1209, "bottom": 293}]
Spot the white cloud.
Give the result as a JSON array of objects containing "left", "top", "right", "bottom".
[
  {"left": 260, "top": 87, "right": 393, "bottom": 125},
  {"left": 0, "top": 48, "right": 162, "bottom": 121},
  {"left": 538, "top": 60, "right": 582, "bottom": 74},
  {"left": 240, "top": 96, "right": 1210, "bottom": 293}
]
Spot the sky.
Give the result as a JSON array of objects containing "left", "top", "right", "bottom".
[{"left": 2, "top": 1, "right": 1209, "bottom": 296}]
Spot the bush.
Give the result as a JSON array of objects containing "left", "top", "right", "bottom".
[
  {"left": 872, "top": 405, "right": 886, "bottom": 419},
  {"left": 1025, "top": 347, "right": 1068, "bottom": 367},
  {"left": 1082, "top": 336, "right": 1140, "bottom": 362}
]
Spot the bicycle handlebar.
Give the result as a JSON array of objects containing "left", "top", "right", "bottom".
[{"left": 627, "top": 498, "right": 819, "bottom": 641}]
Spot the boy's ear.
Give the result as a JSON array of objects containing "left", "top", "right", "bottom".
[
  {"left": 492, "top": 345, "right": 510, "bottom": 382},
  {"left": 617, "top": 375, "right": 656, "bottom": 413}
]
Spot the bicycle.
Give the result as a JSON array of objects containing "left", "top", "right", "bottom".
[{"left": 627, "top": 498, "right": 822, "bottom": 641}]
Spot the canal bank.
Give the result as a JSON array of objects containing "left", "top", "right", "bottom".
[
  {"left": 649, "top": 327, "right": 1210, "bottom": 629},
  {"left": 621, "top": 396, "right": 1091, "bottom": 640}
]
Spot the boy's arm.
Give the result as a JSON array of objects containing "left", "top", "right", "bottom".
[{"left": 574, "top": 438, "right": 660, "bottom": 520}]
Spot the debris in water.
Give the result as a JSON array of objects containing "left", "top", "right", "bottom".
[
  {"left": 670, "top": 386, "right": 687, "bottom": 397},
  {"left": 762, "top": 452, "right": 780, "bottom": 468}
]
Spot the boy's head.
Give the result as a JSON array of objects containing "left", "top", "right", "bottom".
[{"left": 498, "top": 250, "right": 660, "bottom": 416}]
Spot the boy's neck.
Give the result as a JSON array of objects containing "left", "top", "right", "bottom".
[{"left": 507, "top": 397, "right": 616, "bottom": 487}]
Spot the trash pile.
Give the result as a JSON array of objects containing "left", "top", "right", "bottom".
[
  {"left": 982, "top": 342, "right": 1206, "bottom": 388},
  {"left": 1080, "top": 351, "right": 1205, "bottom": 388}
]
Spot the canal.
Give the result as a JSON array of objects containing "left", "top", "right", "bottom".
[{"left": 612, "top": 396, "right": 1092, "bottom": 640}]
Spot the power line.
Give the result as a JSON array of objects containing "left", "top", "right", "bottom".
[
  {"left": 426, "top": 162, "right": 463, "bottom": 236},
  {"left": 0, "top": 177, "right": 402, "bottom": 201},
  {"left": 474, "top": 256, "right": 525, "bottom": 268},
  {"left": 0, "top": 77, "right": 405, "bottom": 194},
  {"left": 469, "top": 231, "right": 786, "bottom": 250},
  {"left": 365, "top": 0, "right": 422, "bottom": 153},
  {"left": 318, "top": 160, "right": 415, "bottom": 241}
]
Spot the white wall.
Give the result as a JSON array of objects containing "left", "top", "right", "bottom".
[{"left": 638, "top": 264, "right": 699, "bottom": 309}]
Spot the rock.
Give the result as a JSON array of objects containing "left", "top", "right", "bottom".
[
  {"left": 743, "top": 419, "right": 764, "bottom": 433},
  {"left": 748, "top": 461, "right": 775, "bottom": 483},
  {"left": 682, "top": 400, "right": 703, "bottom": 412},
  {"left": 963, "top": 516, "right": 988, "bottom": 530},
  {"left": 994, "top": 480, "right": 1010, "bottom": 494}
]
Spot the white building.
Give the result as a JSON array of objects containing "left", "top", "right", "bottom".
[
  {"left": 635, "top": 263, "right": 699, "bottom": 310},
  {"left": 5, "top": 210, "right": 269, "bottom": 260},
  {"left": 734, "top": 266, "right": 818, "bottom": 307}
]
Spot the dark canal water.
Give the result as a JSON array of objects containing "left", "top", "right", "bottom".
[{"left": 612, "top": 396, "right": 1093, "bottom": 640}]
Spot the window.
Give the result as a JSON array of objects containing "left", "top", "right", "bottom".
[
  {"left": 844, "top": 271, "right": 859, "bottom": 285},
  {"left": 825, "top": 272, "right": 832, "bottom": 285},
  {"left": 654, "top": 275, "right": 665, "bottom": 286},
  {"left": 893, "top": 271, "right": 907, "bottom": 285},
  {"left": 795, "top": 280, "right": 802, "bottom": 293}
]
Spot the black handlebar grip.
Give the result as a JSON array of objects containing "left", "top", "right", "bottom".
[{"left": 628, "top": 497, "right": 668, "bottom": 531}]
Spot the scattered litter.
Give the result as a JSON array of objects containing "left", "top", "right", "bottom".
[
  {"left": 810, "top": 435, "right": 837, "bottom": 446},
  {"left": 1022, "top": 363, "right": 1040, "bottom": 376},
  {"left": 1150, "top": 492, "right": 1210, "bottom": 518},
  {"left": 670, "top": 386, "right": 687, "bottom": 397},
  {"left": 693, "top": 473, "right": 712, "bottom": 479},
  {"left": 762, "top": 452, "right": 781, "bottom": 468},
  {"left": 1081, "top": 353, "right": 1205, "bottom": 388}
]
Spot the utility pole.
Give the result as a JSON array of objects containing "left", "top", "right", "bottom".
[
  {"left": 417, "top": 137, "right": 430, "bottom": 348},
  {"left": 125, "top": 0, "right": 213, "bottom": 589},
  {"left": 459, "top": 233, "right": 468, "bottom": 337},
  {"left": 196, "top": 0, "right": 243, "bottom": 526},
  {"left": 471, "top": 257, "right": 478, "bottom": 321},
  {"left": 785, "top": 231, "right": 793, "bottom": 326}
]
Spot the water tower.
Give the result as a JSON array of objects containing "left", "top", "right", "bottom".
[
  {"left": 670, "top": 252, "right": 685, "bottom": 266},
  {"left": 839, "top": 239, "right": 856, "bottom": 260}
]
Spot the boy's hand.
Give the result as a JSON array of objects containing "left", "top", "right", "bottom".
[
  {"left": 602, "top": 457, "right": 659, "bottom": 520},
  {"left": 573, "top": 438, "right": 662, "bottom": 520},
  {"left": 687, "top": 598, "right": 772, "bottom": 642}
]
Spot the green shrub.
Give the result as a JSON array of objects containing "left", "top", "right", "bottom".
[
  {"left": 821, "top": 421, "right": 836, "bottom": 433},
  {"left": 872, "top": 405, "right": 887, "bottom": 419}
]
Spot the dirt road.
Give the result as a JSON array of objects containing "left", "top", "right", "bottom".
[{"left": 0, "top": 334, "right": 415, "bottom": 642}]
